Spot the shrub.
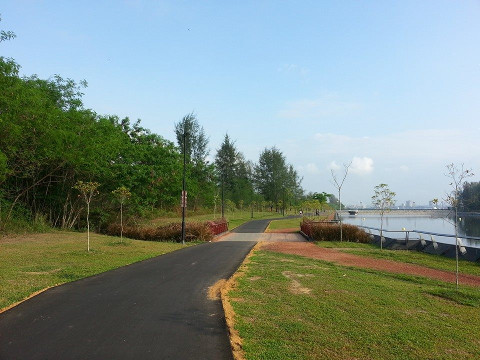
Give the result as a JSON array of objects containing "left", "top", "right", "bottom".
[
  {"left": 301, "top": 220, "right": 370, "bottom": 243},
  {"left": 207, "top": 218, "right": 228, "bottom": 235},
  {"left": 105, "top": 221, "right": 215, "bottom": 242}
]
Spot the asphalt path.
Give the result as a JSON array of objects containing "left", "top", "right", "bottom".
[
  {"left": 231, "top": 215, "right": 301, "bottom": 233},
  {"left": 0, "top": 241, "right": 255, "bottom": 360}
]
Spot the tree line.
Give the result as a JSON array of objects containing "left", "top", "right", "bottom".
[
  {"left": 460, "top": 182, "right": 480, "bottom": 211},
  {"left": 0, "top": 54, "right": 304, "bottom": 231}
]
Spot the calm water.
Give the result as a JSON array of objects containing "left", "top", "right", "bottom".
[{"left": 341, "top": 214, "right": 480, "bottom": 248}]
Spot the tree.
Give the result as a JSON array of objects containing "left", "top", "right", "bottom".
[
  {"left": 459, "top": 181, "right": 480, "bottom": 211},
  {"left": 0, "top": 14, "right": 16, "bottom": 43},
  {"left": 112, "top": 186, "right": 131, "bottom": 242},
  {"left": 215, "top": 134, "right": 255, "bottom": 207},
  {"left": 312, "top": 192, "right": 332, "bottom": 211},
  {"left": 174, "top": 113, "right": 214, "bottom": 211},
  {"left": 254, "top": 147, "right": 302, "bottom": 211},
  {"left": 331, "top": 161, "right": 352, "bottom": 241},
  {"left": 215, "top": 134, "right": 238, "bottom": 200},
  {"left": 74, "top": 181, "right": 100, "bottom": 252},
  {"left": 444, "top": 163, "right": 474, "bottom": 289},
  {"left": 174, "top": 113, "right": 209, "bottom": 164},
  {"left": 371, "top": 183, "right": 396, "bottom": 250}
]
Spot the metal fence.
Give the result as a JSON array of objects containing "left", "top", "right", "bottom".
[{"left": 356, "top": 225, "right": 480, "bottom": 262}]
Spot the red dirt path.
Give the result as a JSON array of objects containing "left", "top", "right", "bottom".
[{"left": 262, "top": 242, "right": 480, "bottom": 287}]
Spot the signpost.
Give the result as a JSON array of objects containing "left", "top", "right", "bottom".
[{"left": 181, "top": 190, "right": 187, "bottom": 208}]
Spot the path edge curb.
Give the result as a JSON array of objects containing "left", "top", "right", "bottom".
[{"left": 220, "top": 242, "right": 262, "bottom": 360}]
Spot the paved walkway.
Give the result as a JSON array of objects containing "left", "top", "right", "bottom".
[
  {"left": 222, "top": 232, "right": 305, "bottom": 242},
  {"left": 231, "top": 216, "right": 300, "bottom": 233},
  {"left": 0, "top": 241, "right": 255, "bottom": 360}
]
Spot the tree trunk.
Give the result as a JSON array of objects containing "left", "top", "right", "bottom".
[{"left": 87, "top": 202, "right": 90, "bottom": 252}]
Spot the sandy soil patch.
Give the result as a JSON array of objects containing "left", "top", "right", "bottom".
[
  {"left": 262, "top": 242, "right": 480, "bottom": 287},
  {"left": 265, "top": 228, "right": 299, "bottom": 233},
  {"left": 282, "top": 271, "right": 312, "bottom": 294}
]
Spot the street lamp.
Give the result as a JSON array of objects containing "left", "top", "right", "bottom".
[
  {"left": 181, "top": 130, "right": 187, "bottom": 245},
  {"left": 221, "top": 172, "right": 225, "bottom": 218}
]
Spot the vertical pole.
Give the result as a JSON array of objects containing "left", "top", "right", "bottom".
[
  {"left": 87, "top": 201, "right": 90, "bottom": 252},
  {"left": 455, "top": 206, "right": 459, "bottom": 289},
  {"left": 120, "top": 202, "right": 123, "bottom": 242},
  {"left": 181, "top": 131, "right": 186, "bottom": 245},
  {"left": 339, "top": 189, "right": 342, "bottom": 242},
  {"left": 221, "top": 172, "right": 225, "bottom": 218}
]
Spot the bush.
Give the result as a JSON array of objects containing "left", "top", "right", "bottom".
[
  {"left": 207, "top": 218, "right": 228, "bottom": 235},
  {"left": 105, "top": 221, "right": 214, "bottom": 242},
  {"left": 301, "top": 220, "right": 370, "bottom": 243}
]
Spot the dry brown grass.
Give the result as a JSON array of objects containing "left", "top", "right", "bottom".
[
  {"left": 106, "top": 221, "right": 214, "bottom": 242},
  {"left": 302, "top": 220, "right": 370, "bottom": 243}
]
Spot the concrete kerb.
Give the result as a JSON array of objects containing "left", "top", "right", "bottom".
[
  {"left": 299, "top": 231, "right": 313, "bottom": 241},
  {"left": 212, "top": 230, "right": 231, "bottom": 242}
]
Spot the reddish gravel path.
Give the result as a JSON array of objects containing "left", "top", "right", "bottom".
[{"left": 262, "top": 242, "right": 480, "bottom": 287}]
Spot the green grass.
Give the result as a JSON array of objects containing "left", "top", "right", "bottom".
[
  {"left": 229, "top": 250, "right": 480, "bottom": 360},
  {"left": 148, "top": 210, "right": 281, "bottom": 230},
  {"left": 0, "top": 231, "right": 190, "bottom": 310},
  {"left": 266, "top": 218, "right": 302, "bottom": 231}
]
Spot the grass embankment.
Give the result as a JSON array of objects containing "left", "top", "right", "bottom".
[
  {"left": 149, "top": 210, "right": 282, "bottom": 230},
  {"left": 0, "top": 231, "right": 189, "bottom": 310},
  {"left": 315, "top": 241, "right": 480, "bottom": 277},
  {"left": 229, "top": 250, "right": 480, "bottom": 360}
]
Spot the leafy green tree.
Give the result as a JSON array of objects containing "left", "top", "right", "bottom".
[
  {"left": 174, "top": 113, "right": 209, "bottom": 164},
  {"left": 371, "top": 183, "right": 396, "bottom": 250},
  {"left": 215, "top": 134, "right": 237, "bottom": 192},
  {"left": 215, "top": 134, "right": 255, "bottom": 205},
  {"left": 0, "top": 14, "right": 16, "bottom": 43},
  {"left": 312, "top": 192, "right": 332, "bottom": 211},
  {"left": 225, "top": 199, "right": 236, "bottom": 214},
  {"left": 174, "top": 113, "right": 214, "bottom": 211},
  {"left": 459, "top": 181, "right": 480, "bottom": 211},
  {"left": 254, "top": 147, "right": 302, "bottom": 212}
]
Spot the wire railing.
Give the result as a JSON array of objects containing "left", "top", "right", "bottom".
[{"left": 356, "top": 225, "right": 480, "bottom": 242}]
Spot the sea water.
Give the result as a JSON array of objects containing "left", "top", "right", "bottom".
[{"left": 341, "top": 214, "right": 480, "bottom": 248}]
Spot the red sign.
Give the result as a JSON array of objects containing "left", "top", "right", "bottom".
[{"left": 181, "top": 191, "right": 187, "bottom": 207}]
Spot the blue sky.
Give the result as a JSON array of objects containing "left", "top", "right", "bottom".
[{"left": 2, "top": 0, "right": 480, "bottom": 205}]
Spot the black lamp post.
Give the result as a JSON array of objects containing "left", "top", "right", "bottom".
[
  {"left": 221, "top": 172, "right": 225, "bottom": 218},
  {"left": 181, "top": 130, "right": 187, "bottom": 245}
]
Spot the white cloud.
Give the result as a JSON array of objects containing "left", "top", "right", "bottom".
[
  {"left": 305, "top": 163, "right": 320, "bottom": 174},
  {"left": 278, "top": 94, "right": 363, "bottom": 120},
  {"left": 312, "top": 128, "right": 480, "bottom": 163},
  {"left": 350, "top": 157, "right": 374, "bottom": 175},
  {"left": 328, "top": 161, "right": 341, "bottom": 171},
  {"left": 284, "top": 127, "right": 480, "bottom": 205},
  {"left": 277, "top": 63, "right": 310, "bottom": 78}
]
